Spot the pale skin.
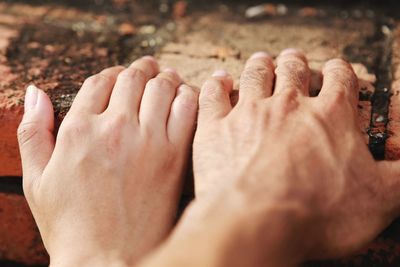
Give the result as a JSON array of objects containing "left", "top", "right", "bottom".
[
  {"left": 18, "top": 56, "right": 199, "bottom": 267},
  {"left": 18, "top": 50, "right": 400, "bottom": 267}
]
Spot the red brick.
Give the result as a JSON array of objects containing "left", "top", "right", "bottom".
[
  {"left": 0, "top": 105, "right": 23, "bottom": 177},
  {"left": 0, "top": 192, "right": 48, "bottom": 265},
  {"left": 0, "top": 22, "right": 23, "bottom": 176}
]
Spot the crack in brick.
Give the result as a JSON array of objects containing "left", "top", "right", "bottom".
[
  {"left": 369, "top": 20, "right": 394, "bottom": 160},
  {"left": 343, "top": 18, "right": 394, "bottom": 160}
]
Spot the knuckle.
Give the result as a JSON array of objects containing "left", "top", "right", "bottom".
[
  {"left": 17, "top": 120, "right": 39, "bottom": 147},
  {"left": 324, "top": 70, "right": 358, "bottom": 97},
  {"left": 148, "top": 77, "right": 174, "bottom": 89},
  {"left": 321, "top": 91, "right": 355, "bottom": 117},
  {"left": 198, "top": 78, "right": 231, "bottom": 114},
  {"left": 328, "top": 90, "right": 347, "bottom": 108},
  {"left": 58, "top": 117, "right": 89, "bottom": 142},
  {"left": 176, "top": 92, "right": 198, "bottom": 112},
  {"left": 271, "top": 90, "right": 299, "bottom": 115},
  {"left": 84, "top": 73, "right": 112, "bottom": 87},
  {"left": 159, "top": 71, "right": 180, "bottom": 83},
  {"left": 107, "top": 113, "right": 129, "bottom": 131},
  {"left": 83, "top": 75, "right": 100, "bottom": 87},
  {"left": 241, "top": 99, "right": 260, "bottom": 114},
  {"left": 118, "top": 68, "right": 147, "bottom": 82},
  {"left": 325, "top": 58, "right": 351, "bottom": 70},
  {"left": 276, "top": 60, "right": 309, "bottom": 86},
  {"left": 248, "top": 56, "right": 274, "bottom": 69},
  {"left": 241, "top": 65, "right": 272, "bottom": 85},
  {"left": 99, "top": 114, "right": 129, "bottom": 140},
  {"left": 140, "top": 124, "right": 154, "bottom": 140},
  {"left": 100, "top": 114, "right": 129, "bottom": 154},
  {"left": 324, "top": 59, "right": 358, "bottom": 83},
  {"left": 201, "top": 79, "right": 225, "bottom": 99},
  {"left": 326, "top": 65, "right": 355, "bottom": 80},
  {"left": 278, "top": 52, "right": 307, "bottom": 66}
]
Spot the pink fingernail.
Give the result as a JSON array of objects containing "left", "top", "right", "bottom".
[
  {"left": 163, "top": 67, "right": 177, "bottom": 74},
  {"left": 212, "top": 69, "right": 229, "bottom": 77},
  {"left": 250, "top": 51, "right": 270, "bottom": 59},
  {"left": 280, "top": 48, "right": 301, "bottom": 56},
  {"left": 25, "top": 85, "right": 39, "bottom": 112},
  {"left": 142, "top": 55, "right": 157, "bottom": 63}
]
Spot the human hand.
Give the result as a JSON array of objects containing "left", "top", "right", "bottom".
[
  {"left": 190, "top": 49, "right": 400, "bottom": 264},
  {"left": 17, "top": 57, "right": 198, "bottom": 267}
]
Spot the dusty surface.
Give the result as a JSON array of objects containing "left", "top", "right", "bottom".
[{"left": 0, "top": 0, "right": 399, "bottom": 266}]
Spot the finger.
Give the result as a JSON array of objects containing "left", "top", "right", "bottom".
[
  {"left": 18, "top": 85, "right": 55, "bottom": 193},
  {"left": 198, "top": 70, "right": 233, "bottom": 124},
  {"left": 107, "top": 56, "right": 160, "bottom": 120},
  {"left": 239, "top": 52, "right": 275, "bottom": 101},
  {"left": 70, "top": 66, "right": 125, "bottom": 114},
  {"left": 139, "top": 68, "right": 182, "bottom": 133},
  {"left": 274, "top": 48, "right": 311, "bottom": 96},
  {"left": 318, "top": 59, "right": 359, "bottom": 107},
  {"left": 167, "top": 84, "right": 199, "bottom": 146}
]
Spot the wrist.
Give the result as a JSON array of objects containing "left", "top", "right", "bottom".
[
  {"left": 49, "top": 252, "right": 130, "bottom": 267},
  {"left": 169, "top": 191, "right": 311, "bottom": 267}
]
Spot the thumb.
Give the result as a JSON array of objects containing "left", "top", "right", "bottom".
[{"left": 17, "top": 85, "right": 55, "bottom": 191}]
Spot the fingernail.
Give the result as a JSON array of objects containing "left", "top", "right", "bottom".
[
  {"left": 212, "top": 69, "right": 229, "bottom": 77},
  {"left": 142, "top": 55, "right": 157, "bottom": 63},
  {"left": 250, "top": 51, "right": 270, "bottom": 59},
  {"left": 25, "top": 85, "right": 39, "bottom": 112},
  {"left": 280, "top": 48, "right": 300, "bottom": 56},
  {"left": 163, "top": 67, "right": 177, "bottom": 74}
]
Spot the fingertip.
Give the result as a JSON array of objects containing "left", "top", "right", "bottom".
[
  {"left": 168, "top": 84, "right": 199, "bottom": 144},
  {"left": 36, "top": 88, "right": 55, "bottom": 130},
  {"left": 247, "top": 52, "right": 274, "bottom": 68},
  {"left": 25, "top": 85, "right": 54, "bottom": 117},
  {"left": 142, "top": 55, "right": 157, "bottom": 63},
  {"left": 161, "top": 68, "right": 182, "bottom": 84},
  {"left": 24, "top": 85, "right": 39, "bottom": 113},
  {"left": 211, "top": 70, "right": 233, "bottom": 93},
  {"left": 323, "top": 58, "right": 353, "bottom": 73},
  {"left": 280, "top": 48, "right": 303, "bottom": 56},
  {"left": 175, "top": 84, "right": 199, "bottom": 112},
  {"left": 278, "top": 48, "right": 307, "bottom": 63},
  {"left": 212, "top": 69, "right": 230, "bottom": 78},
  {"left": 249, "top": 51, "right": 271, "bottom": 60},
  {"left": 163, "top": 67, "right": 178, "bottom": 74},
  {"left": 141, "top": 55, "right": 160, "bottom": 73}
]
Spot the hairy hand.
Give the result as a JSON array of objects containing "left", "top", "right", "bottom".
[{"left": 191, "top": 50, "right": 400, "bottom": 263}]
